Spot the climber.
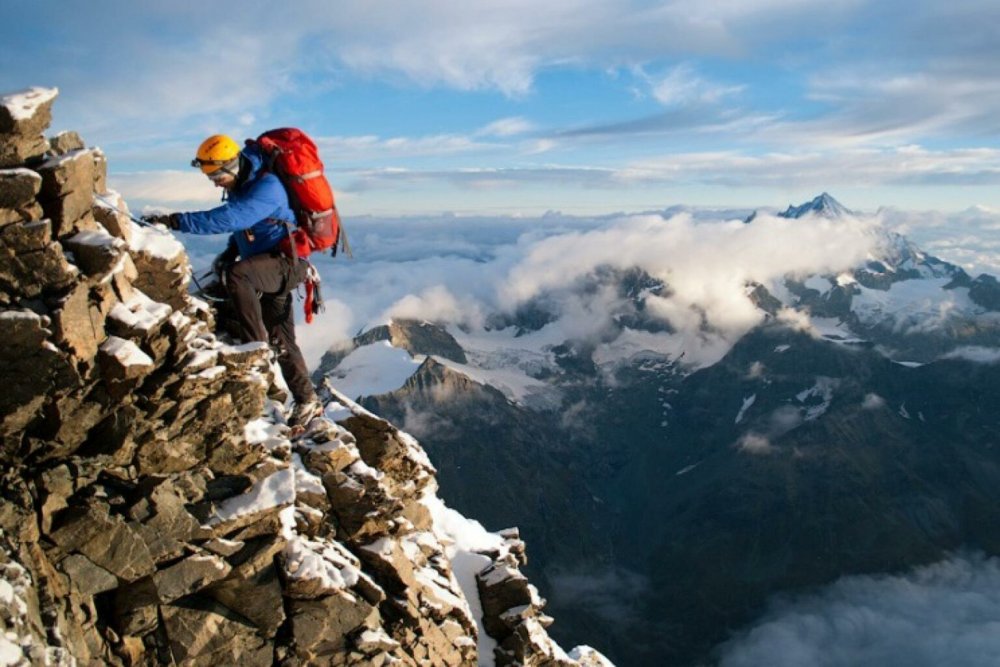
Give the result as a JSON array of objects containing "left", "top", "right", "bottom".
[{"left": 143, "top": 134, "right": 322, "bottom": 430}]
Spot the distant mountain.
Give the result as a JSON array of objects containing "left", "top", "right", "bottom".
[{"left": 318, "top": 194, "right": 1000, "bottom": 666}]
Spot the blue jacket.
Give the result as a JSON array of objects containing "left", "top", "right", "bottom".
[{"left": 177, "top": 144, "right": 295, "bottom": 258}]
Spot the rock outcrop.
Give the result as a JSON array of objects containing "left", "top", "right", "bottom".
[{"left": 0, "top": 88, "right": 610, "bottom": 666}]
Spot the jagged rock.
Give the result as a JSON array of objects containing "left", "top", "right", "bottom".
[
  {"left": 0, "top": 87, "right": 57, "bottom": 136},
  {"left": 93, "top": 149, "right": 107, "bottom": 193},
  {"left": 37, "top": 149, "right": 94, "bottom": 198},
  {"left": 59, "top": 553, "right": 118, "bottom": 595},
  {"left": 49, "top": 504, "right": 156, "bottom": 582},
  {"left": 48, "top": 131, "right": 84, "bottom": 155},
  {"left": 152, "top": 554, "right": 231, "bottom": 603},
  {"left": 0, "top": 93, "right": 588, "bottom": 667},
  {"left": 0, "top": 168, "right": 41, "bottom": 211},
  {"left": 204, "top": 536, "right": 285, "bottom": 635},
  {"left": 289, "top": 591, "right": 378, "bottom": 661},
  {"left": 0, "top": 133, "right": 49, "bottom": 169},
  {"left": 0, "top": 200, "right": 43, "bottom": 228},
  {"left": 2, "top": 217, "right": 52, "bottom": 253},
  {"left": 161, "top": 597, "right": 273, "bottom": 666},
  {"left": 476, "top": 557, "right": 537, "bottom": 639},
  {"left": 98, "top": 336, "right": 154, "bottom": 382},
  {"left": 92, "top": 190, "right": 132, "bottom": 244},
  {"left": 0, "top": 233, "right": 78, "bottom": 299},
  {"left": 63, "top": 227, "right": 126, "bottom": 278}
]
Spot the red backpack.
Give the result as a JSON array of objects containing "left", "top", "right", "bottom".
[{"left": 248, "top": 128, "right": 349, "bottom": 259}]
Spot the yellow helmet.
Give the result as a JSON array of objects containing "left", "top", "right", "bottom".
[{"left": 191, "top": 134, "right": 240, "bottom": 175}]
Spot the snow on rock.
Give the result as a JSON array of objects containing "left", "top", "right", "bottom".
[
  {"left": 128, "top": 220, "right": 185, "bottom": 262},
  {"left": 99, "top": 336, "right": 153, "bottom": 369},
  {"left": 0, "top": 87, "right": 57, "bottom": 123},
  {"left": 735, "top": 394, "right": 757, "bottom": 424},
  {"left": 205, "top": 467, "right": 295, "bottom": 528},
  {"left": 108, "top": 290, "right": 172, "bottom": 333}
]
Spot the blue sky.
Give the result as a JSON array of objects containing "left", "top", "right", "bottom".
[{"left": 3, "top": 0, "right": 1000, "bottom": 216}]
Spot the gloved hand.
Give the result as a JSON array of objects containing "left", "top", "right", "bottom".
[
  {"left": 212, "top": 243, "right": 239, "bottom": 279},
  {"left": 142, "top": 213, "right": 181, "bottom": 229}
]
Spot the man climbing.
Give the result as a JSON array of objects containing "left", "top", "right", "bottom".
[{"left": 144, "top": 134, "right": 322, "bottom": 430}]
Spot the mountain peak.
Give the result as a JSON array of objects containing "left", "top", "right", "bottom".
[{"left": 779, "top": 192, "right": 852, "bottom": 219}]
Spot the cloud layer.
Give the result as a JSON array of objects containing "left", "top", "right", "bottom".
[{"left": 717, "top": 553, "right": 1000, "bottom": 667}]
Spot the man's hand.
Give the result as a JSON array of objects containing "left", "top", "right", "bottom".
[
  {"left": 212, "top": 244, "right": 239, "bottom": 279},
  {"left": 142, "top": 213, "right": 181, "bottom": 229}
]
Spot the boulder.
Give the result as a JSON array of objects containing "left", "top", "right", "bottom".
[
  {"left": 91, "top": 190, "right": 132, "bottom": 243},
  {"left": 205, "top": 536, "right": 285, "bottom": 635},
  {"left": 0, "top": 87, "right": 57, "bottom": 136},
  {"left": 48, "top": 504, "right": 156, "bottom": 582},
  {"left": 51, "top": 281, "right": 107, "bottom": 360},
  {"left": 0, "top": 133, "right": 49, "bottom": 168},
  {"left": 48, "top": 131, "right": 84, "bottom": 155},
  {"left": 289, "top": 591, "right": 378, "bottom": 661},
  {"left": 151, "top": 554, "right": 231, "bottom": 603},
  {"left": 161, "top": 597, "right": 273, "bottom": 666},
  {"left": 1, "top": 218, "right": 52, "bottom": 253},
  {"left": 63, "top": 227, "right": 126, "bottom": 278},
  {"left": 0, "top": 168, "right": 41, "bottom": 211},
  {"left": 59, "top": 554, "right": 118, "bottom": 595},
  {"left": 36, "top": 149, "right": 95, "bottom": 198}
]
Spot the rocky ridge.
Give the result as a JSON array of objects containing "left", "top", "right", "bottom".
[{"left": 0, "top": 88, "right": 610, "bottom": 667}]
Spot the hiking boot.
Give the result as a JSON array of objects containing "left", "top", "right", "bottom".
[{"left": 289, "top": 399, "right": 323, "bottom": 428}]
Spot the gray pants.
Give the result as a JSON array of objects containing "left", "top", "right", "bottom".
[{"left": 226, "top": 253, "right": 316, "bottom": 405}]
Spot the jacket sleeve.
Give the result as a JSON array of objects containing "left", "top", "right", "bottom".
[{"left": 177, "top": 177, "right": 287, "bottom": 235}]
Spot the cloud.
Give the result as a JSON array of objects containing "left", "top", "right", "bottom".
[
  {"left": 110, "top": 171, "right": 221, "bottom": 208},
  {"left": 736, "top": 433, "right": 773, "bottom": 455},
  {"left": 941, "top": 347, "right": 1000, "bottom": 364},
  {"left": 717, "top": 553, "right": 1000, "bottom": 667},
  {"left": 476, "top": 117, "right": 536, "bottom": 138},
  {"left": 637, "top": 63, "right": 744, "bottom": 108},
  {"left": 862, "top": 393, "right": 886, "bottom": 409}
]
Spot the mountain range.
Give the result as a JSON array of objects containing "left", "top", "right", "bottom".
[{"left": 319, "top": 193, "right": 1000, "bottom": 665}]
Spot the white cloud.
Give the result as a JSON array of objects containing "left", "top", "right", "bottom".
[
  {"left": 637, "top": 63, "right": 744, "bottom": 108},
  {"left": 717, "top": 553, "right": 1000, "bottom": 667},
  {"left": 862, "top": 393, "right": 886, "bottom": 409},
  {"left": 110, "top": 170, "right": 221, "bottom": 208},
  {"left": 476, "top": 117, "right": 535, "bottom": 137},
  {"left": 941, "top": 346, "right": 1000, "bottom": 364},
  {"left": 736, "top": 433, "right": 773, "bottom": 455}
]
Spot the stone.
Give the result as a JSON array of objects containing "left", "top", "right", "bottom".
[
  {"left": 43, "top": 191, "right": 98, "bottom": 238},
  {"left": 0, "top": 200, "right": 42, "bottom": 227},
  {"left": 152, "top": 554, "right": 232, "bottom": 603},
  {"left": 0, "top": 310, "right": 77, "bottom": 439},
  {"left": 353, "top": 627, "right": 401, "bottom": 654},
  {"left": 91, "top": 191, "right": 132, "bottom": 243},
  {"left": 135, "top": 479, "right": 210, "bottom": 562},
  {"left": 49, "top": 504, "right": 156, "bottom": 581},
  {"left": 98, "top": 336, "right": 154, "bottom": 382},
  {"left": 290, "top": 592, "right": 377, "bottom": 661},
  {"left": 59, "top": 554, "right": 118, "bottom": 595},
  {"left": 48, "top": 130, "right": 84, "bottom": 155},
  {"left": 37, "top": 149, "right": 95, "bottom": 198},
  {"left": 1, "top": 218, "right": 52, "bottom": 253},
  {"left": 0, "top": 133, "right": 49, "bottom": 168},
  {"left": 51, "top": 281, "right": 107, "bottom": 360},
  {"left": 205, "top": 536, "right": 285, "bottom": 635},
  {"left": 161, "top": 597, "right": 273, "bottom": 667},
  {"left": 63, "top": 227, "right": 126, "bottom": 278},
  {"left": 0, "top": 238, "right": 78, "bottom": 299},
  {"left": 0, "top": 168, "right": 41, "bottom": 210},
  {"left": 476, "top": 559, "right": 535, "bottom": 640},
  {"left": 0, "top": 87, "right": 58, "bottom": 135},
  {"left": 112, "top": 577, "right": 160, "bottom": 636},
  {"left": 93, "top": 149, "right": 107, "bottom": 193}
]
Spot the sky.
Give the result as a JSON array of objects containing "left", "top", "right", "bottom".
[{"left": 3, "top": 0, "right": 1000, "bottom": 216}]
